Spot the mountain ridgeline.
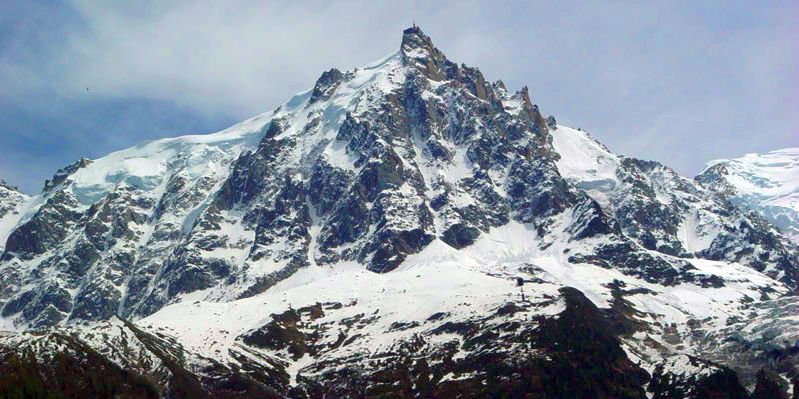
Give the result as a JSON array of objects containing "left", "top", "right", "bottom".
[{"left": 0, "top": 27, "right": 797, "bottom": 398}]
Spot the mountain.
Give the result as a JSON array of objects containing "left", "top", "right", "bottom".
[
  {"left": 552, "top": 127, "right": 798, "bottom": 287},
  {"left": 697, "top": 148, "right": 799, "bottom": 244},
  {"left": 0, "top": 27, "right": 797, "bottom": 398},
  {"left": 0, "top": 179, "right": 29, "bottom": 253}
]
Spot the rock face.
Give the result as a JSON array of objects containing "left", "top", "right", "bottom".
[{"left": 0, "top": 27, "right": 798, "bottom": 398}]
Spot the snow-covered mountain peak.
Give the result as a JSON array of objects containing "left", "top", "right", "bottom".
[
  {"left": 0, "top": 27, "right": 798, "bottom": 397},
  {"left": 2, "top": 25, "right": 797, "bottom": 329},
  {"left": 552, "top": 125, "right": 798, "bottom": 286},
  {"left": 698, "top": 148, "right": 799, "bottom": 243},
  {"left": 702, "top": 148, "right": 799, "bottom": 202},
  {"left": 0, "top": 180, "right": 29, "bottom": 253}
]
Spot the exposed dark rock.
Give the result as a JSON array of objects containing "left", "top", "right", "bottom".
[
  {"left": 441, "top": 222, "right": 481, "bottom": 249},
  {"left": 752, "top": 368, "right": 790, "bottom": 399},
  {"left": 648, "top": 356, "right": 748, "bottom": 399},
  {"left": 43, "top": 158, "right": 92, "bottom": 192},
  {"left": 0, "top": 338, "right": 160, "bottom": 399},
  {"left": 546, "top": 115, "right": 557, "bottom": 129},
  {"left": 400, "top": 26, "right": 458, "bottom": 81}
]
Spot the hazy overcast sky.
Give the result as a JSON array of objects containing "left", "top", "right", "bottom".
[{"left": 1, "top": 1, "right": 797, "bottom": 193}]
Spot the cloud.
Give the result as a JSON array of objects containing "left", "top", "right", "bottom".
[
  {"left": 0, "top": 0, "right": 797, "bottom": 192},
  {"left": 13, "top": 1, "right": 428, "bottom": 116}
]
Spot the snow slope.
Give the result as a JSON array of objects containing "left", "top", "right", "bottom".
[
  {"left": 550, "top": 126, "right": 620, "bottom": 208},
  {"left": 140, "top": 219, "right": 795, "bottom": 391}
]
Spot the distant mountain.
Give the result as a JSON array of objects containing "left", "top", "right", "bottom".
[
  {"left": 0, "top": 27, "right": 796, "bottom": 398},
  {"left": 697, "top": 148, "right": 799, "bottom": 244},
  {"left": 552, "top": 127, "right": 798, "bottom": 286},
  {"left": 0, "top": 179, "right": 29, "bottom": 253}
]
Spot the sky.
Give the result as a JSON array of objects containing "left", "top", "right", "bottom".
[{"left": 1, "top": 1, "right": 797, "bottom": 193}]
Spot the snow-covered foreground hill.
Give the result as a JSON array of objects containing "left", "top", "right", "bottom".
[{"left": 0, "top": 27, "right": 797, "bottom": 398}]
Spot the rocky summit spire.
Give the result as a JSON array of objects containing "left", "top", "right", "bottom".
[{"left": 400, "top": 25, "right": 456, "bottom": 81}]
